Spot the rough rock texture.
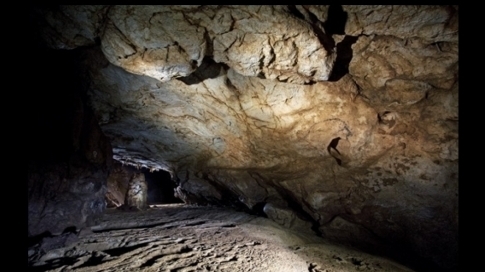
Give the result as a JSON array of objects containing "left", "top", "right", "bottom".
[
  {"left": 31, "top": 5, "right": 458, "bottom": 271},
  {"left": 37, "top": 5, "right": 337, "bottom": 84},
  {"left": 263, "top": 203, "right": 313, "bottom": 232},
  {"left": 28, "top": 204, "right": 416, "bottom": 272},
  {"left": 105, "top": 162, "right": 132, "bottom": 208},
  {"left": 27, "top": 49, "right": 113, "bottom": 237},
  {"left": 31, "top": 5, "right": 110, "bottom": 49},
  {"left": 123, "top": 172, "right": 149, "bottom": 210}
]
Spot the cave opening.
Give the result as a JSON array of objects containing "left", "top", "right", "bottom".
[
  {"left": 141, "top": 167, "right": 183, "bottom": 205},
  {"left": 105, "top": 163, "right": 183, "bottom": 209}
]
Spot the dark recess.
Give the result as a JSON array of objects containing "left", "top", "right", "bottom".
[
  {"left": 177, "top": 57, "right": 227, "bottom": 85},
  {"left": 327, "top": 35, "right": 358, "bottom": 81},
  {"left": 201, "top": 173, "right": 252, "bottom": 212},
  {"left": 287, "top": 5, "right": 306, "bottom": 20},
  {"left": 251, "top": 202, "right": 268, "bottom": 217},
  {"left": 322, "top": 5, "right": 358, "bottom": 82},
  {"left": 323, "top": 5, "right": 347, "bottom": 36},
  {"left": 142, "top": 167, "right": 183, "bottom": 204},
  {"left": 305, "top": 7, "right": 335, "bottom": 55},
  {"left": 266, "top": 181, "right": 323, "bottom": 236},
  {"left": 287, "top": 5, "right": 357, "bottom": 82},
  {"left": 327, "top": 137, "right": 342, "bottom": 166},
  {"left": 28, "top": 48, "right": 85, "bottom": 163},
  {"left": 333, "top": 213, "right": 455, "bottom": 272}
]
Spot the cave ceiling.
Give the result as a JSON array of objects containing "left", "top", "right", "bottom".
[{"left": 31, "top": 5, "right": 458, "bottom": 270}]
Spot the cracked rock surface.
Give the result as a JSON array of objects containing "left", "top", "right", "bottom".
[
  {"left": 30, "top": 5, "right": 458, "bottom": 271},
  {"left": 28, "top": 204, "right": 415, "bottom": 272},
  {"left": 97, "top": 5, "right": 336, "bottom": 84}
]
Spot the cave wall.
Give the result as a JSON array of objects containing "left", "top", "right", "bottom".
[
  {"left": 30, "top": 5, "right": 458, "bottom": 271},
  {"left": 105, "top": 162, "right": 131, "bottom": 207},
  {"left": 27, "top": 47, "right": 113, "bottom": 237}
]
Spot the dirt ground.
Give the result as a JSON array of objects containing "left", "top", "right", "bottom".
[{"left": 28, "top": 204, "right": 415, "bottom": 272}]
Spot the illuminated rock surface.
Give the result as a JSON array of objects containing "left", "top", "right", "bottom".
[
  {"left": 29, "top": 5, "right": 458, "bottom": 271},
  {"left": 28, "top": 205, "right": 415, "bottom": 272}
]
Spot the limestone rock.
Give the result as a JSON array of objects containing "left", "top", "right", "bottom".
[
  {"left": 343, "top": 5, "right": 458, "bottom": 43},
  {"left": 82, "top": 46, "right": 457, "bottom": 269},
  {"left": 123, "top": 173, "right": 148, "bottom": 210},
  {"left": 349, "top": 35, "right": 458, "bottom": 104},
  {"left": 100, "top": 6, "right": 208, "bottom": 82},
  {"left": 263, "top": 203, "right": 313, "bottom": 232},
  {"left": 105, "top": 162, "right": 132, "bottom": 207},
  {"left": 29, "top": 5, "right": 459, "bottom": 271},
  {"left": 36, "top": 5, "right": 337, "bottom": 84},
  {"left": 209, "top": 6, "right": 336, "bottom": 84}
]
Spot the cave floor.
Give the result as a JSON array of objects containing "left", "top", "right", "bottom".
[{"left": 28, "top": 204, "right": 414, "bottom": 272}]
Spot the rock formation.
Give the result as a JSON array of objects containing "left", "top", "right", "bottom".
[
  {"left": 26, "top": 45, "right": 114, "bottom": 237},
  {"left": 123, "top": 173, "right": 149, "bottom": 210},
  {"left": 29, "top": 5, "right": 458, "bottom": 271},
  {"left": 105, "top": 162, "right": 132, "bottom": 208}
]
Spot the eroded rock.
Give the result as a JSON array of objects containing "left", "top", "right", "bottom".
[
  {"left": 343, "top": 5, "right": 458, "bottom": 43},
  {"left": 263, "top": 203, "right": 313, "bottom": 232},
  {"left": 123, "top": 172, "right": 148, "bottom": 210},
  {"left": 30, "top": 5, "right": 458, "bottom": 271},
  {"left": 28, "top": 205, "right": 416, "bottom": 272},
  {"left": 105, "top": 162, "right": 131, "bottom": 207}
]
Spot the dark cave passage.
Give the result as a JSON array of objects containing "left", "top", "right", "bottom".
[
  {"left": 141, "top": 168, "right": 183, "bottom": 205},
  {"left": 104, "top": 163, "right": 183, "bottom": 209}
]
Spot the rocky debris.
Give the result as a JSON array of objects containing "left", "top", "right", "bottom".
[{"left": 28, "top": 204, "right": 415, "bottom": 272}]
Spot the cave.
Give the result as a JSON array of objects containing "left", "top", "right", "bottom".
[
  {"left": 28, "top": 5, "right": 458, "bottom": 272},
  {"left": 143, "top": 168, "right": 182, "bottom": 205},
  {"left": 104, "top": 163, "right": 182, "bottom": 209}
]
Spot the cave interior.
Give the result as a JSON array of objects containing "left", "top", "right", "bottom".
[{"left": 27, "top": 5, "right": 459, "bottom": 272}]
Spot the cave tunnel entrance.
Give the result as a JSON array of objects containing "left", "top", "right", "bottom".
[
  {"left": 106, "top": 163, "right": 183, "bottom": 209},
  {"left": 140, "top": 167, "right": 183, "bottom": 205}
]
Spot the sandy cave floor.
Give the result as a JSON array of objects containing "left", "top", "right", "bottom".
[{"left": 28, "top": 204, "right": 415, "bottom": 272}]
